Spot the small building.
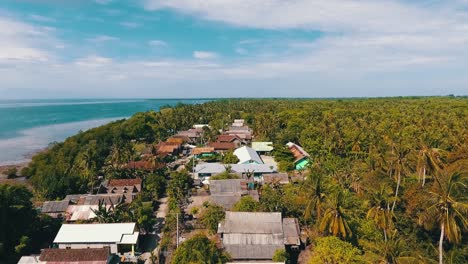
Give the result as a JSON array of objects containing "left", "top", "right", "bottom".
[
  {"left": 286, "top": 142, "right": 311, "bottom": 170},
  {"left": 100, "top": 178, "right": 142, "bottom": 203},
  {"left": 234, "top": 146, "right": 264, "bottom": 164},
  {"left": 262, "top": 173, "right": 290, "bottom": 185},
  {"left": 218, "top": 212, "right": 300, "bottom": 261},
  {"left": 209, "top": 179, "right": 259, "bottom": 209},
  {"left": 251, "top": 142, "right": 274, "bottom": 155},
  {"left": 39, "top": 248, "right": 110, "bottom": 264},
  {"left": 156, "top": 142, "right": 181, "bottom": 156},
  {"left": 193, "top": 163, "right": 277, "bottom": 179},
  {"left": 41, "top": 200, "right": 70, "bottom": 218},
  {"left": 208, "top": 142, "right": 237, "bottom": 152},
  {"left": 217, "top": 135, "right": 243, "bottom": 147},
  {"left": 53, "top": 223, "right": 139, "bottom": 256},
  {"left": 192, "top": 147, "right": 216, "bottom": 157}
]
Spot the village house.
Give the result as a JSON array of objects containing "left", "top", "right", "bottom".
[
  {"left": 99, "top": 178, "right": 142, "bottom": 203},
  {"left": 224, "top": 120, "right": 253, "bottom": 142},
  {"left": 53, "top": 223, "right": 139, "bottom": 257},
  {"left": 209, "top": 179, "right": 259, "bottom": 209},
  {"left": 251, "top": 141, "right": 274, "bottom": 155},
  {"left": 193, "top": 163, "right": 277, "bottom": 180},
  {"left": 286, "top": 142, "right": 311, "bottom": 170},
  {"left": 41, "top": 193, "right": 126, "bottom": 221},
  {"left": 218, "top": 212, "right": 300, "bottom": 261},
  {"left": 216, "top": 134, "right": 244, "bottom": 147},
  {"left": 156, "top": 141, "right": 181, "bottom": 156},
  {"left": 234, "top": 146, "right": 264, "bottom": 164},
  {"left": 192, "top": 147, "right": 216, "bottom": 158},
  {"left": 18, "top": 248, "right": 111, "bottom": 264},
  {"left": 208, "top": 142, "right": 237, "bottom": 152}
]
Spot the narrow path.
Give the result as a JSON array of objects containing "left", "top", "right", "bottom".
[{"left": 142, "top": 196, "right": 168, "bottom": 264}]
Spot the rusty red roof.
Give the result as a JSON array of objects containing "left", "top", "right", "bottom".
[
  {"left": 108, "top": 178, "right": 142, "bottom": 187},
  {"left": 208, "top": 142, "right": 236, "bottom": 150},
  {"left": 40, "top": 248, "right": 109, "bottom": 262}
]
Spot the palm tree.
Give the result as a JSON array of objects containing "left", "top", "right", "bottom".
[
  {"left": 416, "top": 145, "right": 443, "bottom": 187},
  {"left": 419, "top": 171, "right": 467, "bottom": 264},
  {"left": 367, "top": 185, "right": 394, "bottom": 241},
  {"left": 319, "top": 191, "right": 352, "bottom": 239},
  {"left": 303, "top": 172, "right": 325, "bottom": 221}
]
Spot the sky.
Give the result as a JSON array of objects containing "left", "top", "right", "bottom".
[{"left": 0, "top": 0, "right": 467, "bottom": 98}]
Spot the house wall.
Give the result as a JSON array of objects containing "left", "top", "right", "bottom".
[{"left": 58, "top": 243, "right": 118, "bottom": 254}]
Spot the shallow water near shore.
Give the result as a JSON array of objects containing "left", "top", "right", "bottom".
[{"left": 0, "top": 98, "right": 209, "bottom": 165}]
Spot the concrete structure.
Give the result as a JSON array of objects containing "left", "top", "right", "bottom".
[
  {"left": 218, "top": 212, "right": 300, "bottom": 260},
  {"left": 234, "top": 146, "right": 264, "bottom": 164},
  {"left": 53, "top": 223, "right": 139, "bottom": 256}
]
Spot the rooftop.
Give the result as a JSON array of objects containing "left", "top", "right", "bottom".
[
  {"left": 108, "top": 178, "right": 142, "bottom": 187},
  {"left": 286, "top": 142, "right": 310, "bottom": 162},
  {"left": 40, "top": 248, "right": 109, "bottom": 262},
  {"left": 41, "top": 200, "right": 70, "bottom": 213},
  {"left": 234, "top": 146, "right": 264, "bottom": 164},
  {"left": 251, "top": 142, "right": 274, "bottom": 152},
  {"left": 53, "top": 223, "right": 138, "bottom": 244},
  {"left": 208, "top": 142, "right": 236, "bottom": 150},
  {"left": 195, "top": 163, "right": 277, "bottom": 175},
  {"left": 192, "top": 147, "right": 215, "bottom": 155}
]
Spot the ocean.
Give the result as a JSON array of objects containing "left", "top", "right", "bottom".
[{"left": 0, "top": 99, "right": 209, "bottom": 165}]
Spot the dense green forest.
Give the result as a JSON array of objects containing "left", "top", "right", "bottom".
[{"left": 6, "top": 97, "right": 468, "bottom": 263}]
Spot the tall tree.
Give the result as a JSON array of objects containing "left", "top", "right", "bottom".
[
  {"left": 319, "top": 191, "right": 353, "bottom": 239},
  {"left": 419, "top": 171, "right": 467, "bottom": 264}
]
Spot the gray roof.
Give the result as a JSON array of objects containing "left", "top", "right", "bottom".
[
  {"left": 282, "top": 218, "right": 301, "bottom": 246},
  {"left": 210, "top": 180, "right": 246, "bottom": 209},
  {"left": 211, "top": 195, "right": 242, "bottom": 210},
  {"left": 210, "top": 179, "right": 246, "bottom": 195},
  {"left": 195, "top": 163, "right": 277, "bottom": 175},
  {"left": 41, "top": 200, "right": 70, "bottom": 213},
  {"left": 219, "top": 212, "right": 285, "bottom": 260},
  {"left": 82, "top": 194, "right": 124, "bottom": 205}
]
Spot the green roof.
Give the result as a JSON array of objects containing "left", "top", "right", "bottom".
[{"left": 251, "top": 142, "right": 274, "bottom": 152}]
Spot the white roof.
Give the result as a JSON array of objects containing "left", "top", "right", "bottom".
[
  {"left": 17, "top": 256, "right": 40, "bottom": 264},
  {"left": 120, "top": 232, "right": 140, "bottom": 244},
  {"left": 234, "top": 146, "right": 264, "bottom": 164},
  {"left": 195, "top": 163, "right": 277, "bottom": 175},
  {"left": 54, "top": 223, "right": 137, "bottom": 244},
  {"left": 251, "top": 142, "right": 274, "bottom": 152}
]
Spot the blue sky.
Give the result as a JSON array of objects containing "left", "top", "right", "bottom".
[{"left": 0, "top": 0, "right": 467, "bottom": 98}]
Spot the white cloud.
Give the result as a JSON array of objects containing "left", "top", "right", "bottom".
[
  {"left": 120, "top": 21, "right": 141, "bottom": 28},
  {"left": 86, "top": 35, "right": 119, "bottom": 43},
  {"left": 0, "top": 15, "right": 55, "bottom": 62},
  {"left": 29, "top": 14, "right": 56, "bottom": 23},
  {"left": 148, "top": 40, "right": 167, "bottom": 47},
  {"left": 95, "top": 0, "right": 113, "bottom": 4},
  {"left": 193, "top": 51, "right": 218, "bottom": 59}
]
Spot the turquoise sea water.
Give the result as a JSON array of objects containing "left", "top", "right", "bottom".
[{"left": 0, "top": 99, "right": 209, "bottom": 165}]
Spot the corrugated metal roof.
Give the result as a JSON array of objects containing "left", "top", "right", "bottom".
[
  {"left": 40, "top": 248, "right": 109, "bottom": 262},
  {"left": 286, "top": 142, "right": 310, "bottom": 162},
  {"left": 41, "top": 200, "right": 70, "bottom": 213},
  {"left": 211, "top": 195, "right": 242, "bottom": 210},
  {"left": 224, "top": 240, "right": 284, "bottom": 260},
  {"left": 54, "top": 223, "right": 137, "bottom": 244},
  {"left": 195, "top": 163, "right": 277, "bottom": 175},
  {"left": 193, "top": 147, "right": 215, "bottom": 155},
  {"left": 234, "top": 146, "right": 264, "bottom": 164},
  {"left": 282, "top": 218, "right": 301, "bottom": 246},
  {"left": 219, "top": 212, "right": 283, "bottom": 234},
  {"left": 210, "top": 179, "right": 246, "bottom": 195},
  {"left": 251, "top": 142, "right": 274, "bottom": 152}
]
